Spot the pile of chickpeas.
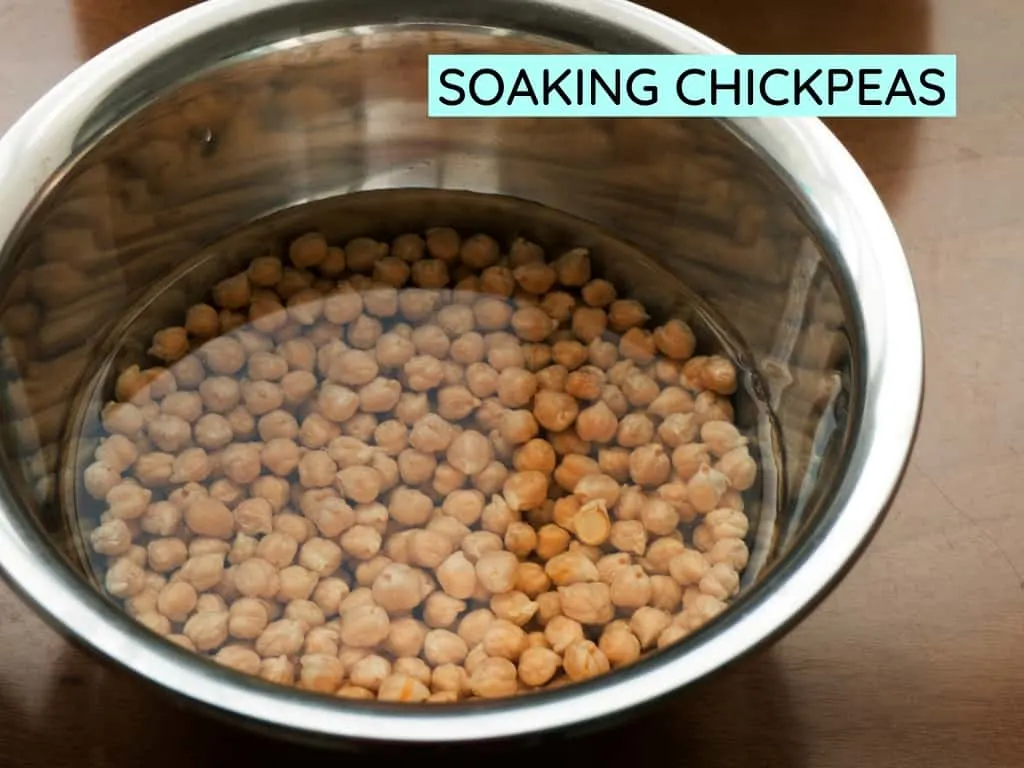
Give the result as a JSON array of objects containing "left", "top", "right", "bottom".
[{"left": 80, "top": 227, "right": 756, "bottom": 703}]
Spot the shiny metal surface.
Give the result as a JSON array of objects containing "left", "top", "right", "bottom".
[{"left": 0, "top": 0, "right": 921, "bottom": 745}]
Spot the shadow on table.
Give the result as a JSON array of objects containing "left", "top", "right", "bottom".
[{"left": 0, "top": 643, "right": 805, "bottom": 767}]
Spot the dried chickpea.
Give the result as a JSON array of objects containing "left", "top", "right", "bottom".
[
  {"left": 518, "top": 646, "right": 561, "bottom": 687},
  {"left": 599, "top": 622, "right": 642, "bottom": 667}
]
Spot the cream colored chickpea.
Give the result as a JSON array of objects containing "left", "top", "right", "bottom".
[
  {"left": 104, "top": 482, "right": 151, "bottom": 521},
  {"left": 337, "top": 603, "right": 390, "bottom": 648},
  {"left": 609, "top": 565, "right": 653, "bottom": 610},
  {"left": 643, "top": 537, "right": 687, "bottom": 575},
  {"left": 490, "top": 590, "right": 539, "bottom": 627},
  {"left": 140, "top": 500, "right": 182, "bottom": 537},
  {"left": 511, "top": 646, "right": 558, "bottom": 689},
  {"left": 392, "top": 656, "right": 432, "bottom": 687},
  {"left": 544, "top": 551, "right": 599, "bottom": 587},
  {"left": 431, "top": 664, "right": 470, "bottom": 697},
  {"left": 603, "top": 520, "right": 644, "bottom": 558},
  {"left": 397, "top": 288, "right": 441, "bottom": 322},
  {"left": 706, "top": 537, "right": 749, "bottom": 571},
  {"left": 481, "top": 619, "right": 527, "bottom": 660},
  {"left": 450, "top": 332, "right": 487, "bottom": 367},
  {"left": 183, "top": 610, "right": 229, "bottom": 652},
  {"left": 335, "top": 525, "right": 380, "bottom": 563},
  {"left": 460, "top": 530, "right": 504, "bottom": 564},
  {"left": 466, "top": 656, "right": 516, "bottom": 699},
  {"left": 156, "top": 581, "right": 198, "bottom": 623},
  {"left": 418, "top": 591, "right": 463, "bottom": 629},
  {"left": 134, "top": 613, "right": 171, "bottom": 636},
  {"left": 89, "top": 519, "right": 132, "bottom": 557},
  {"left": 376, "top": 673, "right": 430, "bottom": 703},
  {"left": 647, "top": 574, "right": 682, "bottom": 613},
  {"left": 252, "top": 618, "right": 305, "bottom": 658},
  {"left": 464, "top": 362, "right": 499, "bottom": 400},
  {"left": 346, "top": 314, "right": 383, "bottom": 351},
  {"left": 434, "top": 551, "right": 476, "bottom": 600},
  {"left": 686, "top": 464, "right": 730, "bottom": 513},
  {"left": 509, "top": 305, "right": 555, "bottom": 343},
  {"left": 355, "top": 555, "right": 392, "bottom": 587},
  {"left": 206, "top": 478, "right": 244, "bottom": 508},
  {"left": 502, "top": 470, "right": 548, "bottom": 512},
  {"left": 84, "top": 462, "right": 122, "bottom": 501},
  {"left": 285, "top": 599, "right": 326, "bottom": 629},
  {"left": 402, "top": 354, "right": 445, "bottom": 391},
  {"left": 473, "top": 549, "right": 518, "bottom": 594},
  {"left": 333, "top": 465, "right": 380, "bottom": 504},
  {"left": 227, "top": 598, "right": 270, "bottom": 640},
  {"left": 629, "top": 606, "right": 672, "bottom": 649},
  {"left": 343, "top": 654, "right": 389, "bottom": 693},
  {"left": 625, "top": 444, "right": 669, "bottom": 489},
  {"left": 560, "top": 639, "right": 610, "bottom": 682},
  {"left": 395, "top": 449, "right": 436, "bottom": 487},
  {"left": 370, "top": 563, "right": 424, "bottom": 613},
  {"left": 94, "top": 434, "right": 139, "bottom": 474},
  {"left": 698, "top": 562, "right": 740, "bottom": 600},
  {"left": 558, "top": 582, "right": 614, "bottom": 625},
  {"left": 255, "top": 655, "right": 294, "bottom": 685},
  {"left": 379, "top": 617, "right": 424, "bottom": 659},
  {"left": 181, "top": 495, "right": 232, "bottom": 539},
  {"left": 693, "top": 390, "right": 734, "bottom": 424},
  {"left": 716, "top": 445, "right": 757, "bottom": 491},
  {"left": 231, "top": 557, "right": 279, "bottom": 600},
  {"left": 599, "top": 622, "right": 642, "bottom": 667},
  {"left": 147, "top": 537, "right": 188, "bottom": 573},
  {"left": 420, "top": 629, "right": 468, "bottom": 666},
  {"left": 172, "top": 355, "right": 206, "bottom": 389}
]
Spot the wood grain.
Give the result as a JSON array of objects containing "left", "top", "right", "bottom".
[{"left": 1, "top": 1, "right": 1022, "bottom": 766}]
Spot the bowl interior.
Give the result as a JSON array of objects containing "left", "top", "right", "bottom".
[{"left": 0, "top": 3, "right": 862, "bottom": 741}]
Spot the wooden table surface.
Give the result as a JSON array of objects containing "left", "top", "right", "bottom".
[{"left": 0, "top": 1, "right": 1020, "bottom": 766}]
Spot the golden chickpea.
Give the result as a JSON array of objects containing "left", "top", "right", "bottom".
[
  {"left": 431, "top": 664, "right": 470, "bottom": 697},
  {"left": 545, "top": 549, "right": 601, "bottom": 586},
  {"left": 630, "top": 606, "right": 672, "bottom": 649},
  {"left": 467, "top": 459, "right": 504, "bottom": 495},
  {"left": 482, "top": 619, "right": 527, "bottom": 660},
  {"left": 536, "top": 292, "right": 573, "bottom": 326},
  {"left": 334, "top": 465, "right": 381, "bottom": 504},
  {"left": 474, "top": 550, "right": 519, "bottom": 594},
  {"left": 410, "top": 258, "right": 450, "bottom": 290},
  {"left": 628, "top": 444, "right": 671, "bottom": 488},
  {"left": 599, "top": 623, "right": 642, "bottom": 667},
  {"left": 502, "top": 470, "right": 548, "bottom": 512},
  {"left": 388, "top": 232, "right": 424, "bottom": 263},
  {"left": 393, "top": 656, "right": 433, "bottom": 687},
  {"left": 436, "top": 552, "right": 477, "bottom": 600},
  {"left": 533, "top": 523, "right": 569, "bottom": 562},
  {"left": 560, "top": 639, "right": 609, "bottom": 682},
  {"left": 381, "top": 617, "right": 426, "bottom": 659},
  {"left": 339, "top": 654, "right": 387, "bottom": 693},
  {"left": 647, "top": 387, "right": 693, "bottom": 420},
  {"left": 595, "top": 447, "right": 630, "bottom": 483},
  {"left": 257, "top": 437, "right": 297, "bottom": 477},
  {"left": 570, "top": 307, "right": 607, "bottom": 344},
  {"left": 294, "top": 537, "right": 341, "bottom": 576},
  {"left": 506, "top": 236, "right": 543, "bottom": 267},
  {"left": 651, "top": 319, "right": 696, "bottom": 360},
  {"left": 511, "top": 305, "right": 556, "bottom": 342},
  {"left": 183, "top": 303, "right": 219, "bottom": 339},
  {"left": 532, "top": 390, "right": 579, "bottom": 433},
  {"left": 496, "top": 521, "right": 536, "bottom": 559},
  {"left": 573, "top": 401, "right": 618, "bottom": 444},
  {"left": 510, "top": 262, "right": 554, "bottom": 294},
  {"left": 149, "top": 327, "right": 189, "bottom": 363},
  {"left": 552, "top": 339, "right": 589, "bottom": 370},
  {"left": 296, "top": 449, "right": 336, "bottom": 489},
  {"left": 422, "top": 629, "right": 469, "bottom": 666},
  {"left": 552, "top": 248, "right": 591, "bottom": 286},
  {"left": 693, "top": 390, "right": 734, "bottom": 424},
  {"left": 183, "top": 610, "right": 229, "bottom": 652},
  {"left": 465, "top": 656, "right": 516, "bottom": 699},
  {"left": 698, "top": 562, "right": 740, "bottom": 601},
  {"left": 418, "top": 591, "right": 464, "bottom": 629}
]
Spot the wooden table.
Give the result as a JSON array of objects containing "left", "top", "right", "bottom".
[{"left": 1, "top": 1, "right": 1020, "bottom": 765}]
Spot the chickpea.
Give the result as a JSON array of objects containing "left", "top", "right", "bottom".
[
  {"left": 551, "top": 339, "right": 588, "bottom": 371},
  {"left": 490, "top": 591, "right": 538, "bottom": 627},
  {"left": 295, "top": 449, "right": 336, "bottom": 489},
  {"left": 141, "top": 500, "right": 183, "bottom": 536},
  {"left": 147, "top": 537, "right": 188, "bottom": 572},
  {"left": 157, "top": 582, "right": 198, "bottom": 623},
  {"left": 386, "top": 617, "right": 428, "bottom": 658},
  {"left": 172, "top": 356, "right": 206, "bottom": 389},
  {"left": 149, "top": 327, "right": 189, "bottom": 363},
  {"left": 650, "top": 319, "right": 695, "bottom": 360},
  {"left": 626, "top": 444, "right": 670, "bottom": 488},
  {"left": 510, "top": 305, "right": 556, "bottom": 342},
  {"left": 716, "top": 445, "right": 758, "bottom": 491},
  {"left": 480, "top": 619, "right": 527, "bottom": 661},
  {"left": 339, "top": 603, "right": 390, "bottom": 648},
  {"left": 552, "top": 248, "right": 591, "bottom": 287},
  {"left": 90, "top": 519, "right": 132, "bottom": 556},
  {"left": 599, "top": 622, "right": 642, "bottom": 667},
  {"left": 493, "top": 367, "right": 535, "bottom": 409},
  {"left": 502, "top": 470, "right": 548, "bottom": 512},
  {"left": 534, "top": 524, "right": 570, "bottom": 562},
  {"left": 687, "top": 464, "right": 730, "bottom": 513},
  {"left": 706, "top": 537, "right": 750, "bottom": 571},
  {"left": 396, "top": 449, "right": 437, "bottom": 487},
  {"left": 371, "top": 563, "right": 425, "bottom": 613},
  {"left": 643, "top": 537, "right": 687, "bottom": 575},
  {"left": 630, "top": 606, "right": 672, "bottom": 649},
  {"left": 436, "top": 552, "right": 477, "bottom": 600},
  {"left": 558, "top": 582, "right": 613, "bottom": 625},
  {"left": 227, "top": 598, "right": 270, "bottom": 640},
  {"left": 533, "top": 394, "right": 580, "bottom": 438},
  {"left": 570, "top": 307, "right": 607, "bottom": 345},
  {"left": 574, "top": 401, "right": 618, "bottom": 443},
  {"left": 183, "top": 496, "right": 234, "bottom": 539},
  {"left": 609, "top": 565, "right": 653, "bottom": 610},
  {"left": 183, "top": 610, "right": 229, "bottom": 652},
  {"left": 475, "top": 550, "right": 519, "bottom": 594}
]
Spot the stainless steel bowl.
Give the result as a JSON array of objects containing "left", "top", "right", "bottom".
[{"left": 0, "top": 0, "right": 922, "bottom": 745}]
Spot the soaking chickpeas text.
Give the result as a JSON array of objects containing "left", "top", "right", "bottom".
[{"left": 80, "top": 226, "right": 756, "bottom": 703}]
